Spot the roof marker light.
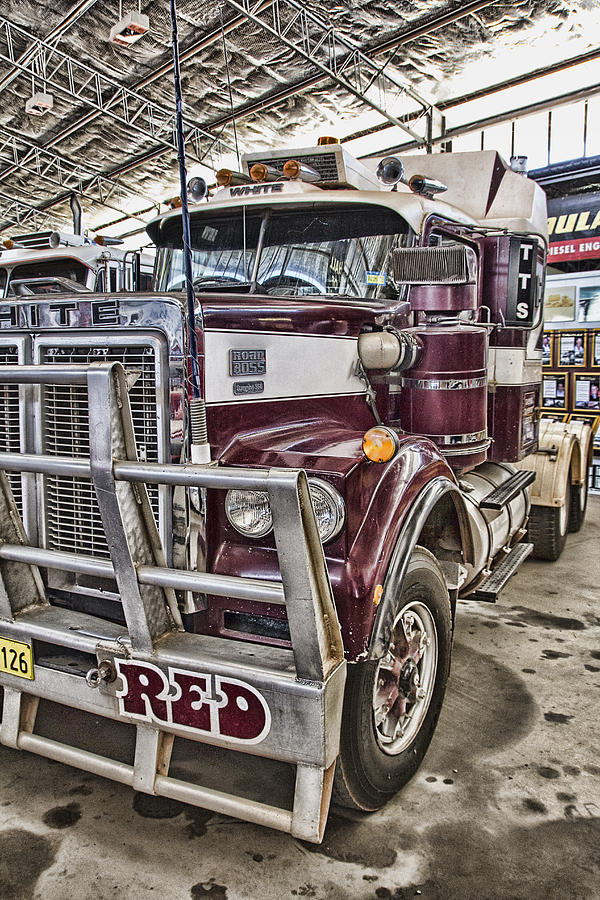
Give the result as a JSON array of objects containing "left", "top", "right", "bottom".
[
  {"left": 216, "top": 168, "right": 253, "bottom": 187},
  {"left": 250, "top": 163, "right": 283, "bottom": 183},
  {"left": 362, "top": 426, "right": 398, "bottom": 463},
  {"left": 282, "top": 159, "right": 320, "bottom": 183},
  {"left": 318, "top": 136, "right": 339, "bottom": 145}
]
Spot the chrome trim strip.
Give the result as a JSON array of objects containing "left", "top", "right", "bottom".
[
  {"left": 400, "top": 375, "right": 487, "bottom": 390},
  {"left": 438, "top": 440, "right": 491, "bottom": 456},
  {"left": 0, "top": 335, "right": 37, "bottom": 542},
  {"left": 420, "top": 429, "right": 488, "bottom": 445}
]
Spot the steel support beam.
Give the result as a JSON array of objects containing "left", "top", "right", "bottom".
[
  {"left": 0, "top": 0, "right": 100, "bottom": 93},
  {"left": 366, "top": 81, "right": 600, "bottom": 157},
  {"left": 0, "top": 191, "right": 69, "bottom": 231}
]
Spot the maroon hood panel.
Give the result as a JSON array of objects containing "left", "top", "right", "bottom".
[
  {"left": 200, "top": 295, "right": 410, "bottom": 336},
  {"left": 208, "top": 395, "right": 376, "bottom": 467}
]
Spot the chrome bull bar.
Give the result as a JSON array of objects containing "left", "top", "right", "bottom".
[{"left": 0, "top": 362, "right": 346, "bottom": 843}]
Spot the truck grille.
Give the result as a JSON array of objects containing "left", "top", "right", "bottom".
[{"left": 41, "top": 344, "right": 160, "bottom": 559}]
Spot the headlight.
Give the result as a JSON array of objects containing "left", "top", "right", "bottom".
[
  {"left": 225, "top": 478, "right": 345, "bottom": 544},
  {"left": 307, "top": 478, "right": 345, "bottom": 543},
  {"left": 225, "top": 490, "right": 273, "bottom": 538}
]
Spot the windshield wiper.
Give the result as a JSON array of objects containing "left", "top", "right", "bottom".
[{"left": 193, "top": 277, "right": 256, "bottom": 293}]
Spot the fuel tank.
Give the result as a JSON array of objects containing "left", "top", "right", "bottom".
[
  {"left": 399, "top": 323, "right": 489, "bottom": 471},
  {"left": 459, "top": 461, "right": 530, "bottom": 590}
]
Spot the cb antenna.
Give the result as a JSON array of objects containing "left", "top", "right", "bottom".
[
  {"left": 169, "top": 0, "right": 209, "bottom": 462},
  {"left": 220, "top": 9, "right": 241, "bottom": 169}
]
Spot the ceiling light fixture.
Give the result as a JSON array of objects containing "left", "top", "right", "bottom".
[
  {"left": 109, "top": 2, "right": 150, "bottom": 48},
  {"left": 25, "top": 92, "right": 53, "bottom": 116}
]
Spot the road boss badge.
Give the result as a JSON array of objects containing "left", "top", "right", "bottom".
[{"left": 115, "top": 660, "right": 271, "bottom": 744}]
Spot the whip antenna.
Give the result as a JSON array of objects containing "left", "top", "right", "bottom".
[{"left": 169, "top": 0, "right": 209, "bottom": 462}]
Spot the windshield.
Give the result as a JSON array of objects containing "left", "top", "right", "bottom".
[
  {"left": 7, "top": 258, "right": 90, "bottom": 290},
  {"left": 154, "top": 203, "right": 412, "bottom": 300}
]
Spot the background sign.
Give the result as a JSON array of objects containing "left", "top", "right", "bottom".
[{"left": 548, "top": 192, "right": 600, "bottom": 262}]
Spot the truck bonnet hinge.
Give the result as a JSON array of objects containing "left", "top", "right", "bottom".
[{"left": 354, "top": 358, "right": 382, "bottom": 425}]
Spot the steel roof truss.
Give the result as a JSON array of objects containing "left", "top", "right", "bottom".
[
  {"left": 223, "top": 0, "right": 442, "bottom": 147},
  {"left": 0, "top": 18, "right": 232, "bottom": 164},
  {"left": 0, "top": 132, "right": 157, "bottom": 225}
]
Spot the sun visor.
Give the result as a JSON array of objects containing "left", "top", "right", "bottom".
[{"left": 365, "top": 150, "right": 548, "bottom": 238}]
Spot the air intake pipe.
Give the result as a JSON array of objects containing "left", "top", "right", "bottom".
[{"left": 358, "top": 328, "right": 422, "bottom": 371}]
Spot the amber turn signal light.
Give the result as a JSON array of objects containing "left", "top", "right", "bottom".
[{"left": 362, "top": 426, "right": 398, "bottom": 463}]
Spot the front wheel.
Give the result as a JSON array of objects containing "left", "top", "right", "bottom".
[{"left": 333, "top": 547, "right": 452, "bottom": 812}]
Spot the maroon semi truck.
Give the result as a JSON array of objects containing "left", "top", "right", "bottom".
[{"left": 0, "top": 143, "right": 591, "bottom": 842}]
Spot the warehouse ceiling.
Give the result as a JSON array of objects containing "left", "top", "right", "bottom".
[{"left": 0, "top": 0, "right": 598, "bottom": 244}]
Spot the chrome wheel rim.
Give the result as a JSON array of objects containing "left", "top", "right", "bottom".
[{"left": 373, "top": 600, "right": 438, "bottom": 755}]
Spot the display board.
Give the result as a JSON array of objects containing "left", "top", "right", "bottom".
[{"left": 544, "top": 271, "right": 600, "bottom": 493}]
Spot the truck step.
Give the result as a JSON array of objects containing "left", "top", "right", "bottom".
[
  {"left": 469, "top": 542, "right": 534, "bottom": 602},
  {"left": 479, "top": 469, "right": 536, "bottom": 510}
]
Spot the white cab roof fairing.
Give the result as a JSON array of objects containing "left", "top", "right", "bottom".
[
  {"left": 0, "top": 243, "right": 105, "bottom": 269},
  {"left": 364, "top": 150, "right": 548, "bottom": 239},
  {"left": 146, "top": 186, "right": 478, "bottom": 246}
]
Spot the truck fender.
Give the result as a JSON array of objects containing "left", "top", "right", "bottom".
[
  {"left": 515, "top": 420, "right": 581, "bottom": 508},
  {"left": 368, "top": 477, "right": 472, "bottom": 660},
  {"left": 564, "top": 419, "right": 594, "bottom": 487}
]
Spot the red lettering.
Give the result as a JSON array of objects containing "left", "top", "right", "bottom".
[
  {"left": 170, "top": 670, "right": 212, "bottom": 731},
  {"left": 217, "top": 678, "right": 268, "bottom": 741},
  {"left": 117, "top": 660, "right": 169, "bottom": 721},
  {"left": 115, "top": 662, "right": 271, "bottom": 743}
]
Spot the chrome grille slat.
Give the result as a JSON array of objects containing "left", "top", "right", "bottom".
[
  {"left": 42, "top": 345, "right": 160, "bottom": 559},
  {"left": 0, "top": 347, "right": 23, "bottom": 512}
]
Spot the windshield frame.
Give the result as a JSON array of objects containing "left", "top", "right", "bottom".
[{"left": 153, "top": 200, "right": 414, "bottom": 302}]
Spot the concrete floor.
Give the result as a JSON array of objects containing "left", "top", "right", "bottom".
[{"left": 1, "top": 500, "right": 599, "bottom": 900}]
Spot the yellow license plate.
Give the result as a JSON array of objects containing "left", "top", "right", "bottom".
[{"left": 0, "top": 636, "right": 34, "bottom": 680}]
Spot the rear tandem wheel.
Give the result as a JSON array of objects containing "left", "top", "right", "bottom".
[{"left": 528, "top": 475, "right": 571, "bottom": 561}]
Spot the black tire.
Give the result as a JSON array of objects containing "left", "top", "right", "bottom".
[
  {"left": 568, "top": 475, "right": 588, "bottom": 533},
  {"left": 333, "top": 547, "right": 452, "bottom": 812},
  {"left": 528, "top": 476, "right": 571, "bottom": 561}
]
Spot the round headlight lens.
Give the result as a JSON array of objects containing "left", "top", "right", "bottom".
[
  {"left": 225, "top": 489, "right": 273, "bottom": 538},
  {"left": 225, "top": 480, "right": 345, "bottom": 544},
  {"left": 307, "top": 478, "right": 345, "bottom": 544}
]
